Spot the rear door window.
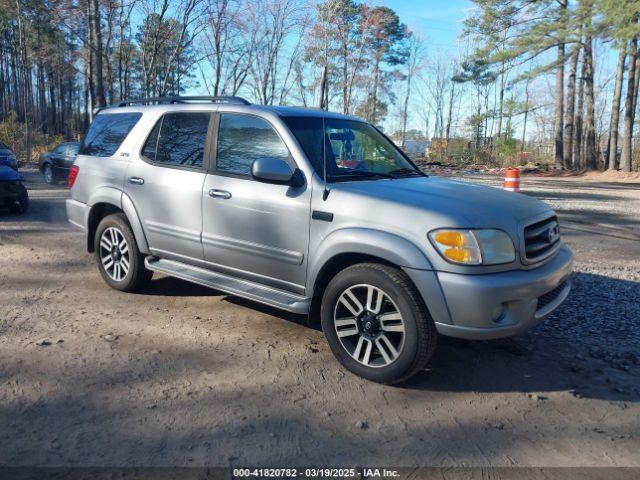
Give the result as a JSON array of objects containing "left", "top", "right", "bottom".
[
  {"left": 142, "top": 112, "right": 211, "bottom": 169},
  {"left": 79, "top": 112, "right": 142, "bottom": 157}
]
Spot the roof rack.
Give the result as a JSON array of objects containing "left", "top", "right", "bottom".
[{"left": 113, "top": 96, "right": 251, "bottom": 107}]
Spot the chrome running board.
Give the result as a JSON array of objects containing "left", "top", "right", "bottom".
[{"left": 145, "top": 257, "right": 311, "bottom": 314}]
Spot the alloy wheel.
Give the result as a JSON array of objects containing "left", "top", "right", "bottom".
[
  {"left": 333, "top": 284, "right": 405, "bottom": 368},
  {"left": 99, "top": 227, "right": 130, "bottom": 282}
]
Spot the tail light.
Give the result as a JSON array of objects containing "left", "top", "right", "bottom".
[{"left": 68, "top": 165, "right": 79, "bottom": 188}]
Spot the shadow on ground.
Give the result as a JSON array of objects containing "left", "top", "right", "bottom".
[{"left": 133, "top": 272, "right": 640, "bottom": 403}]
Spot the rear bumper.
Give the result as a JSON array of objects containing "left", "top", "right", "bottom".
[
  {"left": 66, "top": 198, "right": 89, "bottom": 231},
  {"left": 411, "top": 245, "right": 573, "bottom": 340}
]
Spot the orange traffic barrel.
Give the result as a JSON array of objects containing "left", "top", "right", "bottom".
[{"left": 504, "top": 168, "right": 521, "bottom": 192}]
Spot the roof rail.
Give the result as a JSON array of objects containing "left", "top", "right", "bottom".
[{"left": 113, "top": 96, "right": 251, "bottom": 107}]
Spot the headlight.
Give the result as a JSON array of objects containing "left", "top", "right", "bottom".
[{"left": 428, "top": 229, "right": 515, "bottom": 265}]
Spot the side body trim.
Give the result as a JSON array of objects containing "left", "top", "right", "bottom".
[{"left": 201, "top": 233, "right": 304, "bottom": 265}]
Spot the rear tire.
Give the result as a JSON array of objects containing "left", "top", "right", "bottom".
[
  {"left": 321, "top": 263, "right": 437, "bottom": 385},
  {"left": 94, "top": 213, "right": 152, "bottom": 292}
]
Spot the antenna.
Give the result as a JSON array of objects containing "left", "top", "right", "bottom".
[{"left": 322, "top": 115, "right": 329, "bottom": 201}]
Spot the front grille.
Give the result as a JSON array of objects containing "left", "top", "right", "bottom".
[
  {"left": 523, "top": 215, "right": 560, "bottom": 262},
  {"left": 537, "top": 280, "right": 567, "bottom": 310}
]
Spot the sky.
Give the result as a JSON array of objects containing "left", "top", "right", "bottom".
[
  {"left": 380, "top": 0, "right": 476, "bottom": 134},
  {"left": 185, "top": 0, "right": 478, "bottom": 136},
  {"left": 384, "top": 0, "right": 473, "bottom": 51}
]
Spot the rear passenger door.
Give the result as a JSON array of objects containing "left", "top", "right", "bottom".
[
  {"left": 201, "top": 113, "right": 311, "bottom": 294},
  {"left": 125, "top": 111, "right": 214, "bottom": 262}
]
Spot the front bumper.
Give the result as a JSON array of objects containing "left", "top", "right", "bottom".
[
  {"left": 0, "top": 182, "right": 23, "bottom": 204},
  {"left": 408, "top": 245, "right": 573, "bottom": 340}
]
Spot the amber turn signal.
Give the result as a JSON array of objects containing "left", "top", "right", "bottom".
[{"left": 433, "top": 231, "right": 466, "bottom": 247}]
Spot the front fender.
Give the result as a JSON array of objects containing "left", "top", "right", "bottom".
[
  {"left": 308, "top": 227, "right": 434, "bottom": 289},
  {"left": 307, "top": 228, "right": 452, "bottom": 325}
]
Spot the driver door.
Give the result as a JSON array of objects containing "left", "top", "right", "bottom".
[{"left": 201, "top": 113, "right": 311, "bottom": 294}]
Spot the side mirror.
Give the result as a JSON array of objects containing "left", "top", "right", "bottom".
[{"left": 251, "top": 157, "right": 303, "bottom": 187}]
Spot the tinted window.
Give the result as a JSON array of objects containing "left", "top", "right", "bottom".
[
  {"left": 282, "top": 116, "right": 417, "bottom": 181},
  {"left": 67, "top": 144, "right": 79, "bottom": 156},
  {"left": 141, "top": 119, "right": 162, "bottom": 161},
  {"left": 80, "top": 113, "right": 141, "bottom": 157},
  {"left": 52, "top": 144, "right": 66, "bottom": 155},
  {"left": 143, "top": 112, "right": 210, "bottom": 168},
  {"left": 216, "top": 114, "right": 290, "bottom": 175}
]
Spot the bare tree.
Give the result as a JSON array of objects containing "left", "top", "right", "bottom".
[
  {"left": 203, "top": 0, "right": 254, "bottom": 96},
  {"left": 607, "top": 43, "right": 627, "bottom": 170},
  {"left": 246, "top": 0, "right": 302, "bottom": 105},
  {"left": 400, "top": 34, "right": 424, "bottom": 146},
  {"left": 563, "top": 44, "right": 580, "bottom": 169},
  {"left": 620, "top": 37, "right": 637, "bottom": 172},
  {"left": 583, "top": 20, "right": 597, "bottom": 170}
]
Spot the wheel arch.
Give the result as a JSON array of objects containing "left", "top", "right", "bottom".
[
  {"left": 307, "top": 228, "right": 435, "bottom": 322},
  {"left": 86, "top": 192, "right": 149, "bottom": 254},
  {"left": 87, "top": 202, "right": 123, "bottom": 252}
]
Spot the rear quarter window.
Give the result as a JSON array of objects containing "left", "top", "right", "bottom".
[{"left": 79, "top": 112, "right": 142, "bottom": 157}]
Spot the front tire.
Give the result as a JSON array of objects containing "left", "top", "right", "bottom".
[
  {"left": 321, "top": 263, "right": 437, "bottom": 384},
  {"left": 94, "top": 213, "right": 152, "bottom": 292}
]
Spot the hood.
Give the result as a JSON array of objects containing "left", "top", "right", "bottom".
[
  {"left": 331, "top": 176, "right": 552, "bottom": 227},
  {"left": 0, "top": 165, "right": 24, "bottom": 181}
]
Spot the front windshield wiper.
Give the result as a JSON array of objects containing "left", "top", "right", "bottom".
[
  {"left": 332, "top": 170, "right": 395, "bottom": 181},
  {"left": 387, "top": 167, "right": 427, "bottom": 178}
]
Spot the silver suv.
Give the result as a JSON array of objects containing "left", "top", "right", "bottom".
[{"left": 67, "top": 96, "right": 573, "bottom": 384}]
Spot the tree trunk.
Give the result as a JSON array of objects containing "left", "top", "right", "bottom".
[
  {"left": 563, "top": 45, "right": 579, "bottom": 169},
  {"left": 319, "top": 64, "right": 328, "bottom": 110},
  {"left": 370, "top": 56, "right": 380, "bottom": 124},
  {"left": 496, "top": 64, "right": 505, "bottom": 138},
  {"left": 341, "top": 40, "right": 349, "bottom": 114},
  {"left": 401, "top": 68, "right": 412, "bottom": 147},
  {"left": 632, "top": 45, "right": 640, "bottom": 124},
  {"left": 620, "top": 38, "right": 638, "bottom": 172},
  {"left": 521, "top": 78, "right": 530, "bottom": 153},
  {"left": 445, "top": 81, "right": 455, "bottom": 143},
  {"left": 90, "top": 0, "right": 106, "bottom": 107},
  {"left": 554, "top": 43, "right": 565, "bottom": 169},
  {"left": 607, "top": 44, "right": 627, "bottom": 170},
  {"left": 583, "top": 31, "right": 597, "bottom": 170},
  {"left": 15, "top": 0, "right": 30, "bottom": 163},
  {"left": 574, "top": 52, "right": 585, "bottom": 168}
]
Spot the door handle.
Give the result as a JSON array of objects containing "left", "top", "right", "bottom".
[
  {"left": 208, "top": 189, "right": 232, "bottom": 199},
  {"left": 128, "top": 177, "right": 144, "bottom": 185}
]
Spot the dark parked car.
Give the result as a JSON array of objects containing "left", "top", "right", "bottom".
[
  {"left": 39, "top": 141, "right": 80, "bottom": 184},
  {"left": 0, "top": 142, "right": 18, "bottom": 170},
  {"left": 0, "top": 165, "right": 28, "bottom": 213}
]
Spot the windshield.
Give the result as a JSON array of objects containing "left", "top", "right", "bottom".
[{"left": 281, "top": 116, "right": 423, "bottom": 182}]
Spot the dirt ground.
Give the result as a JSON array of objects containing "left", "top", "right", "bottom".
[{"left": 0, "top": 170, "right": 639, "bottom": 468}]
